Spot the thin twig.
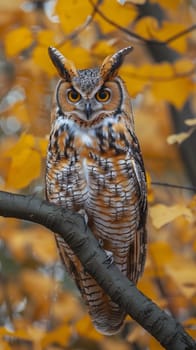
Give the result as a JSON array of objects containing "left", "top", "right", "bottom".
[
  {"left": 152, "top": 181, "right": 196, "bottom": 192},
  {"left": 166, "top": 24, "right": 196, "bottom": 45}
]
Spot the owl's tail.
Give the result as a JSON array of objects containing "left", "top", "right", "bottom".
[
  {"left": 90, "top": 299, "right": 126, "bottom": 335},
  {"left": 79, "top": 270, "right": 126, "bottom": 335}
]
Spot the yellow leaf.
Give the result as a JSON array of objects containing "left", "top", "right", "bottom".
[
  {"left": 37, "top": 29, "right": 55, "bottom": 46},
  {"left": 155, "top": 21, "right": 188, "bottom": 53},
  {"left": 11, "top": 102, "right": 30, "bottom": 125},
  {"left": 183, "top": 318, "right": 196, "bottom": 339},
  {"left": 151, "top": 77, "right": 193, "bottom": 108},
  {"left": 52, "top": 294, "right": 83, "bottom": 323},
  {"left": 38, "top": 138, "right": 48, "bottom": 157},
  {"left": 149, "top": 204, "right": 193, "bottom": 229},
  {"left": 5, "top": 27, "right": 33, "bottom": 57},
  {"left": 124, "top": 0, "right": 145, "bottom": 3},
  {"left": 0, "top": 0, "right": 23, "bottom": 10},
  {"left": 167, "top": 131, "right": 192, "bottom": 145},
  {"left": 174, "top": 59, "right": 195, "bottom": 75},
  {"left": 92, "top": 41, "right": 117, "bottom": 59},
  {"left": 7, "top": 228, "right": 57, "bottom": 263},
  {"left": 32, "top": 46, "right": 55, "bottom": 76},
  {"left": 41, "top": 324, "right": 71, "bottom": 348},
  {"left": 5, "top": 134, "right": 41, "bottom": 189},
  {"left": 0, "top": 340, "right": 11, "bottom": 350},
  {"left": 121, "top": 65, "right": 148, "bottom": 97},
  {"left": 95, "top": 0, "right": 138, "bottom": 34},
  {"left": 166, "top": 261, "right": 196, "bottom": 298},
  {"left": 25, "top": 325, "right": 45, "bottom": 344},
  {"left": 5, "top": 134, "right": 34, "bottom": 157},
  {"left": 21, "top": 270, "right": 55, "bottom": 313},
  {"left": 55, "top": 0, "right": 92, "bottom": 34},
  {"left": 134, "top": 16, "right": 158, "bottom": 40},
  {"left": 149, "top": 337, "right": 164, "bottom": 350},
  {"left": 149, "top": 241, "right": 175, "bottom": 266},
  {"left": 138, "top": 277, "right": 159, "bottom": 301},
  {"left": 135, "top": 18, "right": 187, "bottom": 52},
  {"left": 100, "top": 338, "right": 130, "bottom": 350},
  {"left": 146, "top": 172, "right": 154, "bottom": 203},
  {"left": 76, "top": 314, "right": 103, "bottom": 341},
  {"left": 185, "top": 118, "right": 196, "bottom": 126},
  {"left": 0, "top": 327, "right": 33, "bottom": 343},
  {"left": 184, "top": 317, "right": 196, "bottom": 326},
  {"left": 57, "top": 42, "right": 92, "bottom": 69},
  {"left": 6, "top": 149, "right": 41, "bottom": 189}
]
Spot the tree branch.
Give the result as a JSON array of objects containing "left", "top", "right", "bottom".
[
  {"left": 89, "top": 0, "right": 196, "bottom": 46},
  {"left": 0, "top": 191, "right": 195, "bottom": 349}
]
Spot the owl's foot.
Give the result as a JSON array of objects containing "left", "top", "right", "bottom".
[
  {"left": 98, "top": 238, "right": 104, "bottom": 248},
  {"left": 78, "top": 209, "right": 88, "bottom": 225},
  {"left": 104, "top": 249, "right": 114, "bottom": 266},
  {"left": 98, "top": 239, "right": 114, "bottom": 266}
]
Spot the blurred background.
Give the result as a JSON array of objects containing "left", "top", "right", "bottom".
[{"left": 0, "top": 1, "right": 195, "bottom": 349}]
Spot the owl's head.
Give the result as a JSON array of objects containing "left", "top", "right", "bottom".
[{"left": 48, "top": 46, "right": 133, "bottom": 125}]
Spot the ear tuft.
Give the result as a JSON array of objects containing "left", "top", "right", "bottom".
[
  {"left": 48, "top": 47, "right": 78, "bottom": 81},
  {"left": 100, "top": 46, "right": 133, "bottom": 81}
]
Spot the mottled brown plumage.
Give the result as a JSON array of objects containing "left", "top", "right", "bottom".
[{"left": 46, "top": 46, "right": 147, "bottom": 335}]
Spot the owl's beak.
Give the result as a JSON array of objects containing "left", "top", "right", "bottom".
[{"left": 85, "top": 101, "right": 92, "bottom": 120}]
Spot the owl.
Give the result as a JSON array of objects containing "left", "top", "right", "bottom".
[{"left": 46, "top": 46, "right": 147, "bottom": 335}]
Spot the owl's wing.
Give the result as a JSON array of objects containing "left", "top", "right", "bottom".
[
  {"left": 54, "top": 233, "right": 86, "bottom": 294},
  {"left": 128, "top": 131, "right": 147, "bottom": 283}
]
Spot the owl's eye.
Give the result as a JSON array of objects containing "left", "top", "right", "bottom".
[
  {"left": 95, "top": 88, "right": 111, "bottom": 102},
  {"left": 67, "top": 89, "right": 81, "bottom": 103}
]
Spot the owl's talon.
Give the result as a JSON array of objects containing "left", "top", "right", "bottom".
[
  {"left": 78, "top": 209, "right": 88, "bottom": 225},
  {"left": 103, "top": 249, "right": 114, "bottom": 266},
  {"left": 98, "top": 238, "right": 104, "bottom": 248}
]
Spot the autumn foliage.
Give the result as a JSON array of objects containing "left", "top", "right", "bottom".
[{"left": 0, "top": 0, "right": 195, "bottom": 349}]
